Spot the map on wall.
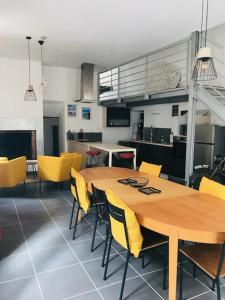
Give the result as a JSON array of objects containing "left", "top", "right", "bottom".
[{"left": 147, "top": 61, "right": 181, "bottom": 93}]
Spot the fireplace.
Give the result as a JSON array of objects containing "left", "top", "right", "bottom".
[{"left": 0, "top": 130, "right": 37, "bottom": 160}]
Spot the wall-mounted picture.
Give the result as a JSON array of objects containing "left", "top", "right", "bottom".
[
  {"left": 67, "top": 104, "right": 77, "bottom": 117},
  {"left": 82, "top": 107, "right": 91, "bottom": 120}
]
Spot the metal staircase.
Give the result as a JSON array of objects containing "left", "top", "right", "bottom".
[{"left": 197, "top": 85, "right": 225, "bottom": 125}]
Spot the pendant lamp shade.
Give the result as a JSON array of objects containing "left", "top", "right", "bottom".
[
  {"left": 191, "top": 47, "right": 217, "bottom": 81},
  {"left": 191, "top": 0, "right": 217, "bottom": 82},
  {"left": 24, "top": 36, "right": 37, "bottom": 101}
]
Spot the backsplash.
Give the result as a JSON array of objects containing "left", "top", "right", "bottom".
[{"left": 143, "top": 127, "right": 171, "bottom": 143}]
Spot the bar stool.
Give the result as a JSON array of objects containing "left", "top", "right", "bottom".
[
  {"left": 118, "top": 152, "right": 135, "bottom": 169},
  {"left": 86, "top": 150, "right": 101, "bottom": 167}
]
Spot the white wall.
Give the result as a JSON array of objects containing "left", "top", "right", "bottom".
[
  {"left": 44, "top": 65, "right": 133, "bottom": 150},
  {"left": 139, "top": 101, "right": 188, "bottom": 135},
  {"left": 0, "top": 57, "right": 44, "bottom": 154}
]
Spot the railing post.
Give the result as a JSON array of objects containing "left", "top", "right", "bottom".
[{"left": 185, "top": 31, "right": 199, "bottom": 185}]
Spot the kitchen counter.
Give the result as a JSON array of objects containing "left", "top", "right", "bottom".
[
  {"left": 124, "top": 140, "right": 173, "bottom": 148},
  {"left": 68, "top": 140, "right": 137, "bottom": 168}
]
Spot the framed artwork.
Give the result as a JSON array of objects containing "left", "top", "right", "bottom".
[
  {"left": 67, "top": 104, "right": 77, "bottom": 117},
  {"left": 172, "top": 104, "right": 179, "bottom": 117},
  {"left": 82, "top": 107, "right": 91, "bottom": 120}
]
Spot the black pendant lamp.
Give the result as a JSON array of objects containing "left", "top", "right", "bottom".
[
  {"left": 38, "top": 38, "right": 47, "bottom": 91},
  {"left": 192, "top": 0, "right": 217, "bottom": 81},
  {"left": 24, "top": 36, "right": 37, "bottom": 101}
]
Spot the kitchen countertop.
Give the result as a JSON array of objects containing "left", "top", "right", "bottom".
[
  {"left": 68, "top": 140, "right": 136, "bottom": 151},
  {"left": 124, "top": 140, "right": 173, "bottom": 148}
]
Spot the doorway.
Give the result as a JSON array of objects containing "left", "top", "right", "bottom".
[{"left": 43, "top": 117, "right": 59, "bottom": 156}]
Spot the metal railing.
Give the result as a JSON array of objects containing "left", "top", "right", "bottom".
[{"left": 98, "top": 36, "right": 191, "bottom": 101}]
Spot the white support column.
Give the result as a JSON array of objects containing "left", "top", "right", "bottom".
[{"left": 185, "top": 31, "right": 199, "bottom": 185}]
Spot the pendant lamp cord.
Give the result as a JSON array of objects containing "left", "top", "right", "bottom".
[
  {"left": 204, "top": 0, "right": 209, "bottom": 47},
  {"left": 28, "top": 38, "right": 31, "bottom": 86},
  {"left": 41, "top": 45, "right": 43, "bottom": 81},
  {"left": 200, "top": 0, "right": 204, "bottom": 48}
]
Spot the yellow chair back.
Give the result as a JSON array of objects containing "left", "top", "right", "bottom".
[
  {"left": 139, "top": 161, "right": 162, "bottom": 177},
  {"left": 199, "top": 176, "right": 225, "bottom": 201},
  {"left": 106, "top": 189, "right": 143, "bottom": 257},
  {"left": 60, "top": 152, "right": 83, "bottom": 171},
  {"left": 38, "top": 156, "right": 71, "bottom": 182},
  {"left": 71, "top": 168, "right": 90, "bottom": 213},
  {"left": 0, "top": 156, "right": 26, "bottom": 187}
]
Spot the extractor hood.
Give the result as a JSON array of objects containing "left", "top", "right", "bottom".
[{"left": 75, "top": 63, "right": 97, "bottom": 103}]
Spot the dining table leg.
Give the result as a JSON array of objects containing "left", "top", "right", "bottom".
[
  {"left": 168, "top": 228, "right": 179, "bottom": 300},
  {"left": 108, "top": 151, "right": 112, "bottom": 167},
  {"left": 133, "top": 149, "right": 137, "bottom": 170}
]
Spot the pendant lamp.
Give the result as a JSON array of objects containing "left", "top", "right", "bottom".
[
  {"left": 38, "top": 38, "right": 47, "bottom": 91},
  {"left": 191, "top": 0, "right": 217, "bottom": 81},
  {"left": 24, "top": 36, "right": 37, "bottom": 101}
]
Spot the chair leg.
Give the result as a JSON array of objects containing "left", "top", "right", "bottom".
[
  {"left": 91, "top": 212, "right": 98, "bottom": 252},
  {"left": 163, "top": 255, "right": 167, "bottom": 290},
  {"left": 103, "top": 234, "right": 113, "bottom": 280},
  {"left": 142, "top": 254, "right": 145, "bottom": 268},
  {"left": 216, "top": 277, "right": 221, "bottom": 300},
  {"left": 179, "top": 255, "right": 184, "bottom": 300},
  {"left": 193, "top": 263, "right": 197, "bottom": 278},
  {"left": 212, "top": 279, "right": 216, "bottom": 291},
  {"left": 102, "top": 224, "right": 110, "bottom": 267},
  {"left": 69, "top": 198, "right": 76, "bottom": 230},
  {"left": 72, "top": 202, "right": 80, "bottom": 240},
  {"left": 119, "top": 251, "right": 130, "bottom": 300}
]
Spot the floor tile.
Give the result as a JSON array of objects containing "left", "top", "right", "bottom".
[
  {"left": 0, "top": 276, "right": 42, "bottom": 300},
  {"left": 41, "top": 198, "right": 71, "bottom": 208},
  {"left": 0, "top": 253, "right": 34, "bottom": 282},
  {"left": 26, "top": 229, "right": 66, "bottom": 252},
  {"left": 47, "top": 205, "right": 72, "bottom": 218},
  {"left": 100, "top": 276, "right": 162, "bottom": 300},
  {"left": 121, "top": 249, "right": 166, "bottom": 275},
  {"left": 0, "top": 236, "right": 27, "bottom": 257},
  {"left": 31, "top": 244, "right": 78, "bottom": 273},
  {"left": 70, "top": 237, "right": 116, "bottom": 263},
  {"left": 0, "top": 212, "right": 19, "bottom": 226},
  {"left": 60, "top": 224, "right": 100, "bottom": 243},
  {"left": 193, "top": 291, "right": 218, "bottom": 299},
  {"left": 37, "top": 264, "right": 95, "bottom": 300},
  {"left": 68, "top": 290, "right": 102, "bottom": 300},
  {"left": 18, "top": 209, "right": 50, "bottom": 223},
  {"left": 0, "top": 198, "right": 14, "bottom": 208},
  {"left": 21, "top": 219, "right": 57, "bottom": 237},
  {"left": 15, "top": 199, "right": 44, "bottom": 212},
  {"left": 83, "top": 254, "right": 137, "bottom": 288},
  {"left": 1, "top": 223, "right": 23, "bottom": 240},
  {"left": 53, "top": 214, "right": 88, "bottom": 229}
]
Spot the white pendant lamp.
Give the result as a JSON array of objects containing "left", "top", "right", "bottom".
[
  {"left": 38, "top": 37, "right": 47, "bottom": 91},
  {"left": 24, "top": 36, "right": 37, "bottom": 101},
  {"left": 192, "top": 0, "right": 217, "bottom": 81}
]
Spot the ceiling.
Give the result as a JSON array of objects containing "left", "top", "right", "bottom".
[{"left": 0, "top": 0, "right": 225, "bottom": 70}]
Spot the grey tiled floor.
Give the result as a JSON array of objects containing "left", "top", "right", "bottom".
[{"left": 0, "top": 183, "right": 224, "bottom": 300}]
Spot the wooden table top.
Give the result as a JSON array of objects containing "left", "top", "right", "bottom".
[{"left": 81, "top": 167, "right": 225, "bottom": 244}]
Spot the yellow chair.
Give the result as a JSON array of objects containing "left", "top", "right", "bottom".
[
  {"left": 0, "top": 156, "right": 26, "bottom": 188},
  {"left": 139, "top": 161, "right": 162, "bottom": 177},
  {"left": 104, "top": 189, "right": 168, "bottom": 299},
  {"left": 37, "top": 155, "right": 71, "bottom": 188},
  {"left": 199, "top": 176, "right": 225, "bottom": 201},
  {"left": 60, "top": 152, "right": 83, "bottom": 171},
  {"left": 70, "top": 168, "right": 105, "bottom": 248},
  {"left": 179, "top": 176, "right": 225, "bottom": 300},
  {"left": 0, "top": 157, "right": 8, "bottom": 161}
]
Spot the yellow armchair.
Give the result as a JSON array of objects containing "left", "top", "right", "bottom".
[
  {"left": 60, "top": 152, "right": 83, "bottom": 171},
  {"left": 38, "top": 155, "right": 72, "bottom": 183},
  {"left": 0, "top": 156, "right": 26, "bottom": 188}
]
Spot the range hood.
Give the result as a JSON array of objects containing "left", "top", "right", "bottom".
[{"left": 75, "top": 63, "right": 97, "bottom": 103}]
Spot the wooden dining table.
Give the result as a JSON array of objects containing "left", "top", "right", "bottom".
[{"left": 80, "top": 167, "right": 225, "bottom": 300}]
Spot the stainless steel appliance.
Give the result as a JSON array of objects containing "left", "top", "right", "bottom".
[{"left": 194, "top": 124, "right": 225, "bottom": 168}]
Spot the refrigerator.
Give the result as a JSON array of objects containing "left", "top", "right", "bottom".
[{"left": 194, "top": 124, "right": 225, "bottom": 168}]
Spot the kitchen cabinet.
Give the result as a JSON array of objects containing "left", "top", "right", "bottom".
[{"left": 118, "top": 140, "right": 185, "bottom": 179}]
